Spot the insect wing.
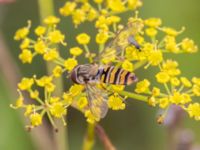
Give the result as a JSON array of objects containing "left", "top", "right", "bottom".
[{"left": 86, "top": 84, "right": 108, "bottom": 119}]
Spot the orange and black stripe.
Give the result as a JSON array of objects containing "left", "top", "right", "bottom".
[{"left": 100, "top": 66, "right": 137, "bottom": 85}]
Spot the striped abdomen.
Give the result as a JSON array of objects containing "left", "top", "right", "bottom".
[{"left": 100, "top": 66, "right": 137, "bottom": 85}]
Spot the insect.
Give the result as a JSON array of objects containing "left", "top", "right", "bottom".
[{"left": 71, "top": 19, "right": 143, "bottom": 119}]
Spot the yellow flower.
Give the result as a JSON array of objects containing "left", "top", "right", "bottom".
[
  {"left": 59, "top": 2, "right": 77, "bottom": 16},
  {"left": 64, "top": 58, "right": 78, "bottom": 71},
  {"left": 170, "top": 77, "right": 180, "bottom": 86},
  {"left": 96, "top": 31, "right": 109, "bottom": 44},
  {"left": 87, "top": 8, "right": 98, "bottom": 21},
  {"left": 111, "top": 85, "right": 125, "bottom": 92},
  {"left": 84, "top": 110, "right": 100, "bottom": 124},
  {"left": 63, "top": 92, "right": 73, "bottom": 105},
  {"left": 162, "top": 27, "right": 180, "bottom": 36},
  {"left": 162, "top": 60, "right": 181, "bottom": 77},
  {"left": 122, "top": 60, "right": 134, "bottom": 72},
  {"left": 43, "top": 16, "right": 60, "bottom": 25},
  {"left": 77, "top": 97, "right": 88, "bottom": 109},
  {"left": 180, "top": 77, "right": 192, "bottom": 87},
  {"left": 48, "top": 30, "right": 65, "bottom": 44},
  {"left": 144, "top": 18, "right": 162, "bottom": 28},
  {"left": 164, "top": 36, "right": 180, "bottom": 53},
  {"left": 170, "top": 91, "right": 190, "bottom": 105},
  {"left": 93, "top": 0, "right": 103, "bottom": 4},
  {"left": 34, "top": 40, "right": 47, "bottom": 54},
  {"left": 145, "top": 28, "right": 158, "bottom": 37},
  {"left": 107, "top": 0, "right": 125, "bottom": 12},
  {"left": 49, "top": 97, "right": 60, "bottom": 104},
  {"left": 192, "top": 77, "right": 200, "bottom": 86},
  {"left": 35, "top": 76, "right": 53, "bottom": 87},
  {"left": 192, "top": 85, "right": 200, "bottom": 96},
  {"left": 148, "top": 96, "right": 157, "bottom": 107},
  {"left": 187, "top": 103, "right": 200, "bottom": 120},
  {"left": 20, "top": 38, "right": 30, "bottom": 49},
  {"left": 152, "top": 87, "right": 160, "bottom": 96},
  {"left": 18, "top": 77, "right": 34, "bottom": 90},
  {"left": 181, "top": 38, "right": 198, "bottom": 53},
  {"left": 14, "top": 22, "right": 30, "bottom": 40},
  {"left": 70, "top": 47, "right": 83, "bottom": 56},
  {"left": 107, "top": 16, "right": 121, "bottom": 24},
  {"left": 30, "top": 90, "right": 39, "bottom": 99},
  {"left": 135, "top": 79, "right": 150, "bottom": 93},
  {"left": 43, "top": 49, "right": 59, "bottom": 61},
  {"left": 19, "top": 49, "right": 33, "bottom": 64},
  {"left": 108, "top": 94, "right": 125, "bottom": 110},
  {"left": 45, "top": 83, "right": 55, "bottom": 93},
  {"left": 76, "top": 33, "right": 90, "bottom": 45},
  {"left": 50, "top": 102, "right": 67, "bottom": 118},
  {"left": 156, "top": 72, "right": 170, "bottom": 83},
  {"left": 72, "top": 9, "right": 86, "bottom": 26},
  {"left": 10, "top": 91, "right": 24, "bottom": 108},
  {"left": 30, "top": 113, "right": 42, "bottom": 127},
  {"left": 34, "top": 26, "right": 46, "bottom": 36},
  {"left": 148, "top": 50, "right": 163, "bottom": 66},
  {"left": 128, "top": 0, "right": 142, "bottom": 9},
  {"left": 52, "top": 66, "right": 63, "bottom": 77},
  {"left": 69, "top": 84, "right": 84, "bottom": 97},
  {"left": 159, "top": 97, "right": 169, "bottom": 109},
  {"left": 24, "top": 105, "right": 34, "bottom": 116}
]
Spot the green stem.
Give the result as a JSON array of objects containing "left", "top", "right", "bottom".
[
  {"left": 82, "top": 123, "right": 95, "bottom": 150},
  {"left": 37, "top": 0, "right": 69, "bottom": 150},
  {"left": 118, "top": 90, "right": 148, "bottom": 102},
  {"left": 134, "top": 60, "right": 147, "bottom": 71}
]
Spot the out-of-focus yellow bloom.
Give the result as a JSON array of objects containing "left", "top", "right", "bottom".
[
  {"left": 18, "top": 77, "right": 34, "bottom": 90},
  {"left": 35, "top": 76, "right": 52, "bottom": 87},
  {"left": 181, "top": 38, "right": 198, "bottom": 53},
  {"left": 107, "top": 0, "right": 125, "bottom": 12},
  {"left": 162, "top": 60, "right": 181, "bottom": 77},
  {"left": 20, "top": 38, "right": 30, "bottom": 49},
  {"left": 187, "top": 103, "right": 200, "bottom": 120},
  {"left": 170, "top": 91, "right": 191, "bottom": 105},
  {"left": 70, "top": 47, "right": 83, "bottom": 56},
  {"left": 24, "top": 105, "right": 34, "bottom": 116},
  {"left": 145, "top": 28, "right": 157, "bottom": 37},
  {"left": 30, "top": 90, "right": 39, "bottom": 99},
  {"left": 52, "top": 66, "right": 63, "bottom": 77},
  {"left": 122, "top": 60, "right": 134, "bottom": 72},
  {"left": 69, "top": 84, "right": 84, "bottom": 97},
  {"left": 148, "top": 50, "right": 163, "bottom": 66},
  {"left": 19, "top": 49, "right": 33, "bottom": 64},
  {"left": 96, "top": 31, "right": 109, "bottom": 44},
  {"left": 85, "top": 110, "right": 100, "bottom": 124},
  {"left": 59, "top": 2, "right": 77, "bottom": 16},
  {"left": 144, "top": 18, "right": 162, "bottom": 28},
  {"left": 148, "top": 96, "right": 157, "bottom": 107},
  {"left": 30, "top": 113, "right": 42, "bottom": 127},
  {"left": 111, "top": 85, "right": 125, "bottom": 92},
  {"left": 156, "top": 72, "right": 170, "bottom": 83},
  {"left": 14, "top": 22, "right": 30, "bottom": 40},
  {"left": 159, "top": 97, "right": 169, "bottom": 109},
  {"left": 170, "top": 77, "right": 180, "bottom": 86},
  {"left": 34, "top": 26, "right": 46, "bottom": 36},
  {"left": 72, "top": 9, "right": 86, "bottom": 26},
  {"left": 64, "top": 58, "right": 78, "bottom": 71},
  {"left": 43, "top": 16, "right": 60, "bottom": 25},
  {"left": 192, "top": 85, "right": 200, "bottom": 96},
  {"left": 152, "top": 87, "right": 160, "bottom": 96},
  {"left": 77, "top": 97, "right": 88, "bottom": 109},
  {"left": 76, "top": 33, "right": 90, "bottom": 45},
  {"left": 135, "top": 79, "right": 150, "bottom": 93},
  {"left": 180, "top": 77, "right": 192, "bottom": 87}
]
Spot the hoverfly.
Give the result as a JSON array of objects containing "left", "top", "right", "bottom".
[{"left": 71, "top": 19, "right": 143, "bottom": 119}]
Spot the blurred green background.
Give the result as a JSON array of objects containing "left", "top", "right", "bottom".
[{"left": 0, "top": 0, "right": 200, "bottom": 150}]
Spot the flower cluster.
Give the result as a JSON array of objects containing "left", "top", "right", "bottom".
[{"left": 12, "top": 0, "right": 200, "bottom": 129}]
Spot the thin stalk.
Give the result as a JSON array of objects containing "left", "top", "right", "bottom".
[
  {"left": 37, "top": 0, "right": 69, "bottom": 150},
  {"left": 118, "top": 90, "right": 148, "bottom": 102},
  {"left": 82, "top": 123, "right": 95, "bottom": 150}
]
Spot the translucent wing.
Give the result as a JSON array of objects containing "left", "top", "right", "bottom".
[
  {"left": 97, "top": 19, "right": 144, "bottom": 64},
  {"left": 85, "top": 84, "right": 108, "bottom": 119}
]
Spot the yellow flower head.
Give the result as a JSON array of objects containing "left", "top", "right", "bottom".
[
  {"left": 192, "top": 85, "right": 200, "bottom": 96},
  {"left": 72, "top": 9, "right": 86, "bottom": 26},
  {"left": 18, "top": 77, "right": 34, "bottom": 90},
  {"left": 43, "top": 49, "right": 59, "bottom": 61},
  {"left": 24, "top": 105, "right": 34, "bottom": 116},
  {"left": 14, "top": 21, "right": 31, "bottom": 40},
  {"left": 148, "top": 50, "right": 163, "bottom": 66},
  {"left": 59, "top": 2, "right": 77, "bottom": 16},
  {"left": 30, "top": 113, "right": 42, "bottom": 127},
  {"left": 19, "top": 49, "right": 33, "bottom": 64},
  {"left": 20, "top": 38, "right": 30, "bottom": 49},
  {"left": 122, "top": 60, "right": 134, "bottom": 72},
  {"left": 34, "top": 40, "right": 47, "bottom": 54},
  {"left": 64, "top": 58, "right": 78, "bottom": 71},
  {"left": 135, "top": 79, "right": 150, "bottom": 93},
  {"left": 156, "top": 72, "right": 170, "bottom": 83},
  {"left": 10, "top": 90, "right": 24, "bottom": 109},
  {"left": 34, "top": 26, "right": 46, "bottom": 36},
  {"left": 50, "top": 102, "right": 67, "bottom": 118},
  {"left": 152, "top": 87, "right": 160, "bottom": 97},
  {"left": 170, "top": 77, "right": 180, "bottom": 86},
  {"left": 76, "top": 33, "right": 91, "bottom": 45},
  {"left": 96, "top": 31, "right": 109, "bottom": 44},
  {"left": 69, "top": 84, "right": 84, "bottom": 97},
  {"left": 48, "top": 30, "right": 65, "bottom": 44},
  {"left": 35, "top": 76, "right": 53, "bottom": 87},
  {"left": 107, "top": 0, "right": 125, "bottom": 12},
  {"left": 30, "top": 90, "right": 39, "bottom": 99},
  {"left": 108, "top": 94, "right": 126, "bottom": 110},
  {"left": 70, "top": 47, "right": 83, "bottom": 56},
  {"left": 52, "top": 66, "right": 63, "bottom": 77},
  {"left": 144, "top": 18, "right": 162, "bottom": 28},
  {"left": 181, "top": 38, "right": 198, "bottom": 53},
  {"left": 84, "top": 110, "right": 100, "bottom": 124},
  {"left": 77, "top": 97, "right": 88, "bottom": 109},
  {"left": 145, "top": 28, "right": 158, "bottom": 37},
  {"left": 159, "top": 97, "right": 169, "bottom": 109},
  {"left": 180, "top": 77, "right": 192, "bottom": 87},
  {"left": 43, "top": 16, "right": 60, "bottom": 25},
  {"left": 187, "top": 103, "right": 200, "bottom": 120},
  {"left": 111, "top": 85, "right": 125, "bottom": 92}
]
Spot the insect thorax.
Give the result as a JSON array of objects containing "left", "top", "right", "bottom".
[{"left": 71, "top": 64, "right": 101, "bottom": 84}]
